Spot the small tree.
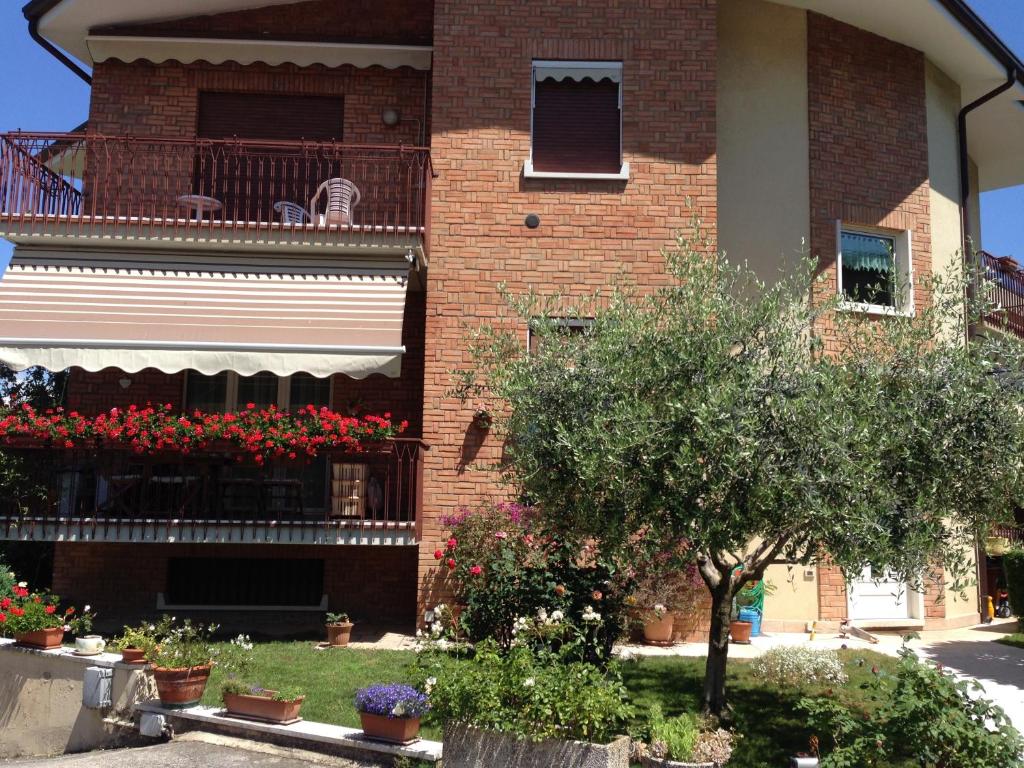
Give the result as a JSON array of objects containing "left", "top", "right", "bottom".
[{"left": 456, "top": 230, "right": 1024, "bottom": 715}]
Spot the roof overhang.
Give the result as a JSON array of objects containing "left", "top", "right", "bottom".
[
  {"left": 28, "top": 0, "right": 431, "bottom": 73},
  {"left": 773, "top": 0, "right": 1024, "bottom": 192}
]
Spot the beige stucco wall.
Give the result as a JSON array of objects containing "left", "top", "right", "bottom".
[
  {"left": 717, "top": 0, "right": 810, "bottom": 282},
  {"left": 762, "top": 563, "right": 819, "bottom": 632},
  {"left": 967, "top": 158, "right": 982, "bottom": 253},
  {"left": 926, "top": 61, "right": 963, "bottom": 281},
  {"left": 0, "top": 643, "right": 153, "bottom": 758}
]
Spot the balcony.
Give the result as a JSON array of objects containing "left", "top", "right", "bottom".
[
  {"left": 0, "top": 439, "right": 426, "bottom": 545},
  {"left": 981, "top": 251, "right": 1024, "bottom": 339},
  {"left": 0, "top": 132, "right": 432, "bottom": 259}
]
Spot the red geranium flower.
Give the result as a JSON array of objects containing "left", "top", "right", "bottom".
[
  {"left": 469, "top": 565, "right": 483, "bottom": 576},
  {"left": 433, "top": 549, "right": 443, "bottom": 560},
  {"left": 0, "top": 613, "right": 5, "bottom": 623},
  {"left": 45, "top": 605, "right": 56, "bottom": 615},
  {"left": 0, "top": 598, "right": 10, "bottom": 609}
]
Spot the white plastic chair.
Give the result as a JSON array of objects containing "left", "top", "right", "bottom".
[
  {"left": 310, "top": 178, "right": 361, "bottom": 226},
  {"left": 273, "top": 200, "right": 311, "bottom": 225}
]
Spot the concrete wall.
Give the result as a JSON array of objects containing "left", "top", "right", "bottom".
[
  {"left": 0, "top": 642, "right": 152, "bottom": 758},
  {"left": 717, "top": 0, "right": 810, "bottom": 282},
  {"left": 926, "top": 61, "right": 964, "bottom": 282}
]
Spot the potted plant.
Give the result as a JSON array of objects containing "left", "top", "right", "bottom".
[
  {"left": 325, "top": 611, "right": 354, "bottom": 647},
  {"left": 222, "top": 681, "right": 306, "bottom": 724},
  {"left": 639, "top": 704, "right": 735, "bottom": 767},
  {"left": 112, "top": 617, "right": 170, "bottom": 664},
  {"left": 627, "top": 561, "right": 704, "bottom": 647},
  {"left": 1, "top": 582, "right": 70, "bottom": 650},
  {"left": 354, "top": 683, "right": 430, "bottom": 744},
  {"left": 643, "top": 603, "right": 675, "bottom": 645},
  {"left": 68, "top": 605, "right": 104, "bottom": 655},
  {"left": 146, "top": 619, "right": 215, "bottom": 708}
]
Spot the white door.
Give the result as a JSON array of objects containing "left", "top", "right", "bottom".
[{"left": 847, "top": 566, "right": 909, "bottom": 620}]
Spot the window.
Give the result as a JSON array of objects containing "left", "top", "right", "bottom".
[
  {"left": 184, "top": 371, "right": 333, "bottom": 509},
  {"left": 837, "top": 225, "right": 913, "bottom": 315},
  {"left": 527, "top": 317, "right": 595, "bottom": 355},
  {"left": 526, "top": 61, "right": 627, "bottom": 180},
  {"left": 166, "top": 557, "right": 324, "bottom": 607}
]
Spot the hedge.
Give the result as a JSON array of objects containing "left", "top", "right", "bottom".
[{"left": 1003, "top": 548, "right": 1024, "bottom": 626}]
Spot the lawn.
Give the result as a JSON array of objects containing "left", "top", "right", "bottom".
[
  {"left": 995, "top": 632, "right": 1024, "bottom": 650},
  {"left": 201, "top": 641, "right": 898, "bottom": 765}
]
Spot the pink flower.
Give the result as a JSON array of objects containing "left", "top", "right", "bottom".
[
  {"left": 447, "top": 558, "right": 457, "bottom": 571},
  {"left": 494, "top": 531, "right": 508, "bottom": 540},
  {"left": 446, "top": 537, "right": 457, "bottom": 550},
  {"left": 469, "top": 565, "right": 483, "bottom": 576},
  {"left": 434, "top": 549, "right": 444, "bottom": 560}
]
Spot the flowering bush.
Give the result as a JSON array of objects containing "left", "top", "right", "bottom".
[
  {"left": 439, "top": 501, "right": 633, "bottom": 662},
  {"left": 0, "top": 581, "right": 73, "bottom": 635},
  {"left": 0, "top": 403, "right": 407, "bottom": 462},
  {"left": 146, "top": 619, "right": 217, "bottom": 670},
  {"left": 749, "top": 646, "right": 848, "bottom": 688},
  {"left": 67, "top": 604, "right": 96, "bottom": 637},
  {"left": 112, "top": 617, "right": 173, "bottom": 654},
  {"left": 355, "top": 683, "right": 430, "bottom": 719},
  {"left": 0, "top": 559, "right": 15, "bottom": 603},
  {"left": 418, "top": 639, "right": 632, "bottom": 743},
  {"left": 625, "top": 553, "right": 705, "bottom": 625}
]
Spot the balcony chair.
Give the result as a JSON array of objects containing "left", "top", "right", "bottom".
[
  {"left": 310, "top": 177, "right": 361, "bottom": 226},
  {"left": 273, "top": 200, "right": 312, "bottom": 225}
]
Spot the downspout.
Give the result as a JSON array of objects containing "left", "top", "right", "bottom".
[
  {"left": 957, "top": 67, "right": 1016, "bottom": 258},
  {"left": 26, "top": 13, "right": 92, "bottom": 85}
]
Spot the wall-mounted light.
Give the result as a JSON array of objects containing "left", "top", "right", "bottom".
[
  {"left": 381, "top": 108, "right": 401, "bottom": 127},
  {"left": 118, "top": 377, "right": 132, "bottom": 390}
]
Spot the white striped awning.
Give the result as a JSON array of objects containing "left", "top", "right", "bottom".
[{"left": 0, "top": 250, "right": 409, "bottom": 379}]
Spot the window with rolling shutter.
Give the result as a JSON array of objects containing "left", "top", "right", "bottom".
[
  {"left": 194, "top": 93, "right": 345, "bottom": 222},
  {"left": 529, "top": 61, "right": 625, "bottom": 178}
]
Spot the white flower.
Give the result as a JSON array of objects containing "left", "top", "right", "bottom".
[
  {"left": 537, "top": 607, "right": 548, "bottom": 622},
  {"left": 523, "top": 677, "right": 535, "bottom": 688},
  {"left": 17, "top": 581, "right": 27, "bottom": 588},
  {"left": 425, "top": 676, "right": 437, "bottom": 694},
  {"left": 83, "top": 605, "right": 91, "bottom": 613},
  {"left": 550, "top": 610, "right": 564, "bottom": 623},
  {"left": 581, "top": 606, "right": 602, "bottom": 623}
]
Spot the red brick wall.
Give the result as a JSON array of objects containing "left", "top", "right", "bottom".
[
  {"left": 52, "top": 542, "right": 417, "bottom": 628},
  {"left": 418, "top": 0, "right": 719, "bottom": 614},
  {"left": 66, "top": 368, "right": 185, "bottom": 415},
  {"left": 93, "top": 0, "right": 433, "bottom": 46},
  {"left": 817, "top": 565, "right": 848, "bottom": 623},
  {"left": 807, "top": 13, "right": 932, "bottom": 338}
]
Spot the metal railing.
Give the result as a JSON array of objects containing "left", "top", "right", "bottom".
[
  {"left": 981, "top": 252, "right": 1024, "bottom": 339},
  {"left": 0, "top": 131, "right": 432, "bottom": 250},
  {"left": 0, "top": 438, "right": 426, "bottom": 543}
]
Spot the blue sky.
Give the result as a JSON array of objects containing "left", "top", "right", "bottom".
[{"left": 0, "top": 1, "right": 1021, "bottom": 270}]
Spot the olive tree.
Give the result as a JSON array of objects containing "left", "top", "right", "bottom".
[{"left": 456, "top": 231, "right": 1024, "bottom": 715}]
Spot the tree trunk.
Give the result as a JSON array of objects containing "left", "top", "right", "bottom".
[{"left": 702, "top": 582, "right": 735, "bottom": 717}]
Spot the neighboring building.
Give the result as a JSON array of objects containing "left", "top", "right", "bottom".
[{"left": 1, "top": 0, "right": 1023, "bottom": 635}]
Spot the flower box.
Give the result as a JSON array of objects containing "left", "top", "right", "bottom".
[
  {"left": 224, "top": 691, "right": 305, "bottom": 724},
  {"left": 152, "top": 664, "right": 212, "bottom": 708},
  {"left": 359, "top": 712, "right": 422, "bottom": 744},
  {"left": 443, "top": 724, "right": 630, "bottom": 768},
  {"left": 641, "top": 757, "right": 718, "bottom": 768},
  {"left": 14, "top": 626, "right": 65, "bottom": 650}
]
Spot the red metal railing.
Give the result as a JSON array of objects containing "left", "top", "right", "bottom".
[
  {"left": 0, "top": 131, "right": 431, "bottom": 250},
  {"left": 981, "top": 252, "right": 1024, "bottom": 339},
  {"left": 0, "top": 438, "right": 426, "bottom": 543}
]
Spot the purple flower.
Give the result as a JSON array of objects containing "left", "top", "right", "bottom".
[{"left": 354, "top": 683, "right": 430, "bottom": 719}]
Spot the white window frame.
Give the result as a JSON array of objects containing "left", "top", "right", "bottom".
[
  {"left": 836, "top": 221, "right": 914, "bottom": 317},
  {"left": 525, "top": 60, "right": 629, "bottom": 181}
]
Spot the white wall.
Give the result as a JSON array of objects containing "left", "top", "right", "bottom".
[{"left": 717, "top": 0, "right": 810, "bottom": 283}]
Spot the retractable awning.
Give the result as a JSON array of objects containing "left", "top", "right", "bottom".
[{"left": 0, "top": 250, "right": 409, "bottom": 378}]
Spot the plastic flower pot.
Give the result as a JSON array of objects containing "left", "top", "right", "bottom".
[
  {"left": 223, "top": 691, "right": 305, "bottom": 724},
  {"left": 152, "top": 664, "right": 212, "bottom": 708},
  {"left": 120, "top": 647, "right": 148, "bottom": 665},
  {"left": 326, "top": 621, "right": 354, "bottom": 647},
  {"left": 14, "top": 627, "right": 65, "bottom": 650},
  {"left": 729, "top": 620, "right": 753, "bottom": 644},
  {"left": 359, "top": 713, "right": 422, "bottom": 745},
  {"left": 643, "top": 614, "right": 676, "bottom": 645}
]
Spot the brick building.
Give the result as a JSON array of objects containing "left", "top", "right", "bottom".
[{"left": 1, "top": 0, "right": 1023, "bottom": 634}]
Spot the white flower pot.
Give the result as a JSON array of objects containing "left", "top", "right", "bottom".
[{"left": 74, "top": 635, "right": 106, "bottom": 655}]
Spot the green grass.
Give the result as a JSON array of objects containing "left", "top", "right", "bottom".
[
  {"left": 995, "top": 633, "right": 1024, "bottom": 650},
  {"left": 201, "top": 641, "right": 898, "bottom": 766}
]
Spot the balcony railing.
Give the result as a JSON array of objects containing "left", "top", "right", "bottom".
[
  {"left": 0, "top": 439, "right": 426, "bottom": 545},
  {"left": 981, "top": 252, "right": 1024, "bottom": 339},
  {"left": 0, "top": 131, "right": 432, "bottom": 254}
]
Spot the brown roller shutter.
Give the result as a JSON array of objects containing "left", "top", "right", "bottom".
[
  {"left": 197, "top": 93, "right": 344, "bottom": 141},
  {"left": 195, "top": 93, "right": 345, "bottom": 222},
  {"left": 532, "top": 78, "right": 621, "bottom": 174}
]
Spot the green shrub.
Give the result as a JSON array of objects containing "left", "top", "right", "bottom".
[
  {"left": 646, "top": 703, "right": 700, "bottom": 761},
  {"left": 1003, "top": 548, "right": 1024, "bottom": 627},
  {"left": 801, "top": 647, "right": 1024, "bottom": 768},
  {"left": 0, "top": 557, "right": 15, "bottom": 602},
  {"left": 418, "top": 639, "right": 632, "bottom": 744}
]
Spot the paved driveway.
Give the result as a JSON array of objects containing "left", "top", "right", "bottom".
[{"left": 3, "top": 737, "right": 391, "bottom": 768}]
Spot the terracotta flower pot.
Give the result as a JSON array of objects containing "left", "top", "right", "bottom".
[
  {"left": 152, "top": 664, "right": 212, "bottom": 709},
  {"left": 359, "top": 712, "right": 422, "bottom": 745},
  {"left": 326, "top": 622, "right": 354, "bottom": 647},
  {"left": 15, "top": 626, "right": 64, "bottom": 650},
  {"left": 120, "top": 647, "right": 148, "bottom": 665},
  {"left": 643, "top": 614, "right": 676, "bottom": 645},
  {"left": 223, "top": 691, "right": 305, "bottom": 723},
  {"left": 730, "top": 620, "right": 753, "bottom": 644}
]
